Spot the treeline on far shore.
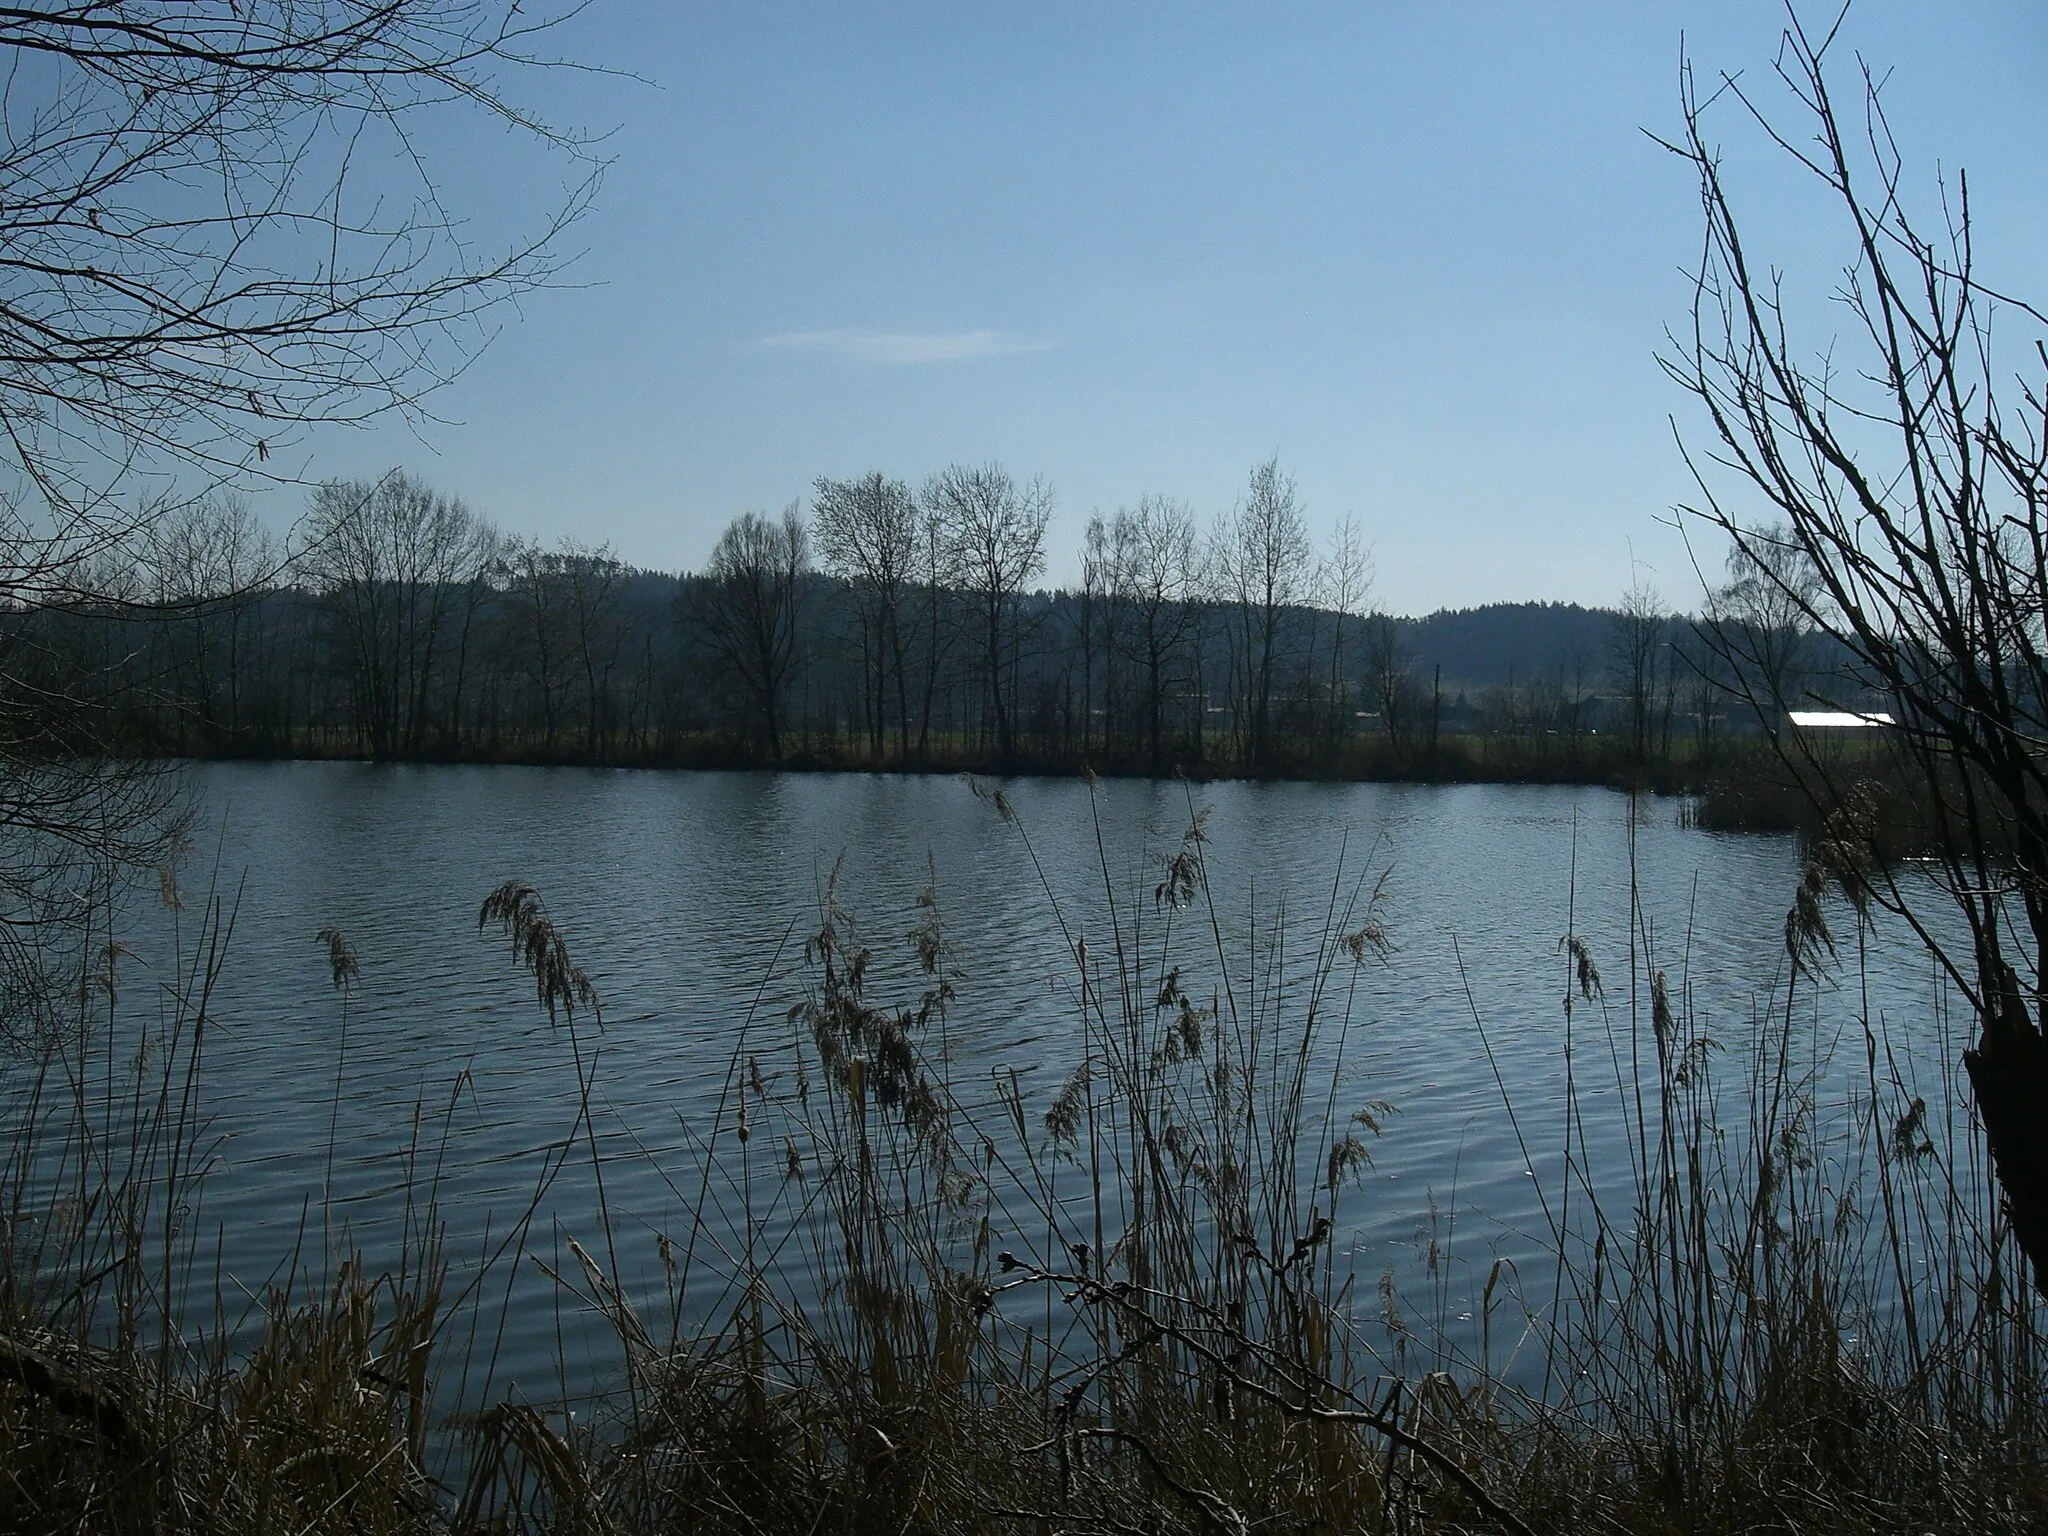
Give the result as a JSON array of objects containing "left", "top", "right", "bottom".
[{"left": 19, "top": 462, "right": 1873, "bottom": 788}]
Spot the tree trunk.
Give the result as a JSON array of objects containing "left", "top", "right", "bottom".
[{"left": 1964, "top": 960, "right": 2048, "bottom": 1300}]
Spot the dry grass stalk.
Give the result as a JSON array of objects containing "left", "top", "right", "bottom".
[{"left": 1, "top": 785, "right": 2043, "bottom": 1532}]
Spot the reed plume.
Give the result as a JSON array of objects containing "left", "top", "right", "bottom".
[{"left": 478, "top": 881, "right": 598, "bottom": 1024}]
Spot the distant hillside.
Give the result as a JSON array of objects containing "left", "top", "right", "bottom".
[{"left": 1400, "top": 602, "right": 1627, "bottom": 690}]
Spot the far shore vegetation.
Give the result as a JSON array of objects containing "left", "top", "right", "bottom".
[{"left": 47, "top": 473, "right": 1881, "bottom": 830}]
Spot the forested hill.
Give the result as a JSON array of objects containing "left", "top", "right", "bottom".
[{"left": 1401, "top": 603, "right": 1625, "bottom": 690}]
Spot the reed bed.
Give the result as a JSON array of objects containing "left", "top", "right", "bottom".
[{"left": 0, "top": 778, "right": 2040, "bottom": 1533}]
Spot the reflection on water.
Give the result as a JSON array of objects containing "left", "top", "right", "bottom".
[{"left": 17, "top": 763, "right": 1963, "bottom": 1399}]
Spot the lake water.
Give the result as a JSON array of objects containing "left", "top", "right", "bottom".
[{"left": 12, "top": 763, "right": 1969, "bottom": 1407}]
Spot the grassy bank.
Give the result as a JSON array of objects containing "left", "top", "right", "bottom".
[
  {"left": 1689, "top": 738, "right": 2008, "bottom": 858},
  {"left": 0, "top": 784, "right": 2038, "bottom": 1533},
  {"left": 153, "top": 724, "right": 1724, "bottom": 798}
]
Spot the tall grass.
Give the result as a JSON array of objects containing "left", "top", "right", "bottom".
[{"left": 0, "top": 778, "right": 2040, "bottom": 1533}]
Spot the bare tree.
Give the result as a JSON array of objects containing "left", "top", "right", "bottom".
[
  {"left": 1360, "top": 612, "right": 1415, "bottom": 752},
  {"left": 1667, "top": 16, "right": 2048, "bottom": 1290},
  {"left": 500, "top": 538, "right": 564, "bottom": 750},
  {"left": 0, "top": 4, "right": 592, "bottom": 525},
  {"left": 1703, "top": 523, "right": 1827, "bottom": 744},
  {"left": 1610, "top": 577, "right": 1665, "bottom": 770},
  {"left": 909, "top": 502, "right": 957, "bottom": 764},
  {"left": 1119, "top": 495, "right": 1201, "bottom": 772},
  {"left": 693, "top": 507, "right": 811, "bottom": 762},
  {"left": 814, "top": 473, "right": 917, "bottom": 760},
  {"left": 441, "top": 520, "right": 507, "bottom": 750},
  {"left": 1317, "top": 515, "right": 1373, "bottom": 760},
  {"left": 1076, "top": 511, "right": 1132, "bottom": 760},
  {"left": 924, "top": 463, "right": 1051, "bottom": 765},
  {"left": 496, "top": 539, "right": 628, "bottom": 757},
  {"left": 1218, "top": 457, "right": 1312, "bottom": 771},
  {"left": 305, "top": 473, "right": 492, "bottom": 757},
  {"left": 0, "top": 3, "right": 588, "bottom": 993},
  {"left": 563, "top": 543, "right": 628, "bottom": 758},
  {"left": 141, "top": 495, "right": 277, "bottom": 739}
]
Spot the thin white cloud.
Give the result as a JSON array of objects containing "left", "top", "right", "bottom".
[{"left": 757, "top": 328, "right": 1055, "bottom": 365}]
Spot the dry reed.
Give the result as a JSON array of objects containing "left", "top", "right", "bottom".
[{"left": 0, "top": 780, "right": 2039, "bottom": 1533}]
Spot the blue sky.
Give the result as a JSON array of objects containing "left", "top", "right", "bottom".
[{"left": 297, "top": 2, "right": 2048, "bottom": 615}]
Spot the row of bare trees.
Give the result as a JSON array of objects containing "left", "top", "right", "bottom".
[
  {"left": 36, "top": 473, "right": 643, "bottom": 763},
  {"left": 697, "top": 456, "right": 1374, "bottom": 771},
  {"left": 796, "top": 456, "right": 1383, "bottom": 772},
  {"left": 27, "top": 456, "right": 1811, "bottom": 775}
]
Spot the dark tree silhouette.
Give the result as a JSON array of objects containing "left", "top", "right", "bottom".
[
  {"left": 0, "top": 3, "right": 591, "bottom": 1011},
  {"left": 1668, "top": 14, "right": 2048, "bottom": 1293},
  {"left": 692, "top": 508, "right": 811, "bottom": 762},
  {"left": 925, "top": 463, "right": 1050, "bottom": 766}
]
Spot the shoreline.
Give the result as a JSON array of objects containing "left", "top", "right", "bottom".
[{"left": 148, "top": 733, "right": 1714, "bottom": 798}]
